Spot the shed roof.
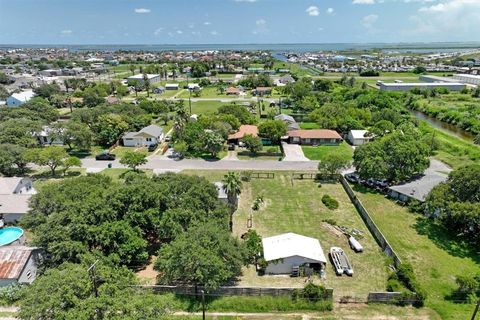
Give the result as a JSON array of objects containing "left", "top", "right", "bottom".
[
  {"left": 0, "top": 195, "right": 31, "bottom": 214},
  {"left": 140, "top": 124, "right": 163, "bottom": 137},
  {"left": 349, "top": 130, "right": 369, "bottom": 139},
  {"left": 127, "top": 74, "right": 159, "bottom": 80},
  {"left": 288, "top": 129, "right": 342, "bottom": 140},
  {"left": 0, "top": 178, "right": 24, "bottom": 194},
  {"left": 388, "top": 172, "right": 448, "bottom": 202},
  {"left": 274, "top": 114, "right": 296, "bottom": 123},
  {"left": 214, "top": 182, "right": 228, "bottom": 199},
  {"left": 10, "top": 90, "right": 34, "bottom": 102},
  {"left": 262, "top": 233, "right": 327, "bottom": 264},
  {"left": 0, "top": 246, "right": 34, "bottom": 280}
]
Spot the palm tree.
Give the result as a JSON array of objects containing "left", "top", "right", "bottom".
[
  {"left": 142, "top": 73, "right": 150, "bottom": 97},
  {"left": 129, "top": 64, "right": 136, "bottom": 76},
  {"left": 222, "top": 172, "right": 242, "bottom": 232}
]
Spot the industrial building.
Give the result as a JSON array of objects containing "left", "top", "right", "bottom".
[
  {"left": 453, "top": 74, "right": 480, "bottom": 86},
  {"left": 126, "top": 74, "right": 161, "bottom": 86},
  {"left": 379, "top": 82, "right": 466, "bottom": 92}
]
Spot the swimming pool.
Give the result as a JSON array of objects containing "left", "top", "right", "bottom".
[{"left": 0, "top": 227, "right": 24, "bottom": 246}]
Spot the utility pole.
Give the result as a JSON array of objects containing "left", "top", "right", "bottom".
[
  {"left": 87, "top": 259, "right": 100, "bottom": 298},
  {"left": 200, "top": 289, "right": 206, "bottom": 320},
  {"left": 472, "top": 299, "right": 480, "bottom": 320}
]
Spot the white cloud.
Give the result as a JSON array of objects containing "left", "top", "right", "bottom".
[
  {"left": 60, "top": 30, "right": 72, "bottom": 35},
  {"left": 134, "top": 8, "right": 151, "bottom": 14},
  {"left": 204, "top": 21, "right": 212, "bottom": 25},
  {"left": 407, "top": 0, "right": 480, "bottom": 38},
  {"left": 210, "top": 30, "right": 219, "bottom": 36},
  {"left": 253, "top": 18, "right": 268, "bottom": 35},
  {"left": 306, "top": 6, "right": 320, "bottom": 16},
  {"left": 353, "top": 0, "right": 375, "bottom": 4},
  {"left": 153, "top": 27, "right": 164, "bottom": 36},
  {"left": 176, "top": 30, "right": 183, "bottom": 34},
  {"left": 362, "top": 14, "right": 379, "bottom": 28},
  {"left": 326, "top": 7, "right": 335, "bottom": 14}
]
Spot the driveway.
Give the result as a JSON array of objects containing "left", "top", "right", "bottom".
[{"left": 281, "top": 143, "right": 309, "bottom": 162}]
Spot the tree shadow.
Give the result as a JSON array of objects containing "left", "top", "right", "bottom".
[{"left": 413, "top": 217, "right": 480, "bottom": 264}]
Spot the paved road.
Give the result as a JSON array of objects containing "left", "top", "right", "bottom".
[{"left": 81, "top": 157, "right": 319, "bottom": 171}]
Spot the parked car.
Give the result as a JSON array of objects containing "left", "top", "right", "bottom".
[
  {"left": 228, "top": 143, "right": 235, "bottom": 151},
  {"left": 148, "top": 143, "right": 158, "bottom": 152},
  {"left": 95, "top": 152, "right": 116, "bottom": 161},
  {"left": 165, "top": 134, "right": 171, "bottom": 142},
  {"left": 345, "top": 172, "right": 359, "bottom": 183}
]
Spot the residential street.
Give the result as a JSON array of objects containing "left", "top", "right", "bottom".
[{"left": 81, "top": 157, "right": 319, "bottom": 171}]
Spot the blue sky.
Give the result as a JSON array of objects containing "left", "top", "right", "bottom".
[{"left": 1, "top": 0, "right": 479, "bottom": 44}]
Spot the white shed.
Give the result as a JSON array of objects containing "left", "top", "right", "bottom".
[
  {"left": 347, "top": 130, "right": 370, "bottom": 146},
  {"left": 262, "top": 233, "right": 327, "bottom": 274}
]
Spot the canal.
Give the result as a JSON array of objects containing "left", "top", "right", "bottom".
[{"left": 409, "top": 110, "right": 476, "bottom": 142}]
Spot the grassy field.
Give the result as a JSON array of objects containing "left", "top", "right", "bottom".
[
  {"left": 417, "top": 121, "right": 480, "bottom": 169},
  {"left": 302, "top": 142, "right": 354, "bottom": 162},
  {"left": 352, "top": 185, "right": 480, "bottom": 320},
  {"left": 232, "top": 173, "right": 389, "bottom": 298},
  {"left": 190, "top": 100, "right": 228, "bottom": 115}
]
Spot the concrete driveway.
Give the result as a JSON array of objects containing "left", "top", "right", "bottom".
[{"left": 281, "top": 142, "right": 309, "bottom": 162}]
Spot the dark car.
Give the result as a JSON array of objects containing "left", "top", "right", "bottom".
[
  {"left": 345, "top": 172, "right": 359, "bottom": 183},
  {"left": 95, "top": 152, "right": 116, "bottom": 161},
  {"left": 148, "top": 143, "right": 158, "bottom": 152},
  {"left": 228, "top": 143, "right": 235, "bottom": 151}
]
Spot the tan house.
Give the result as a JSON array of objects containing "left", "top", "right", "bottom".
[
  {"left": 227, "top": 125, "right": 259, "bottom": 144},
  {"left": 288, "top": 129, "right": 343, "bottom": 146}
]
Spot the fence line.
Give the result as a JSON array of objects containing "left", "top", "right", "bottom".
[
  {"left": 250, "top": 172, "right": 275, "bottom": 179},
  {"left": 139, "top": 285, "right": 333, "bottom": 299},
  {"left": 339, "top": 176, "right": 402, "bottom": 267}
]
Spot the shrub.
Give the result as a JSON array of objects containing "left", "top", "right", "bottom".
[
  {"left": 0, "top": 284, "right": 25, "bottom": 305},
  {"left": 322, "top": 194, "right": 339, "bottom": 210},
  {"left": 241, "top": 171, "right": 252, "bottom": 182},
  {"left": 322, "top": 218, "right": 337, "bottom": 226},
  {"left": 387, "top": 278, "right": 403, "bottom": 292}
]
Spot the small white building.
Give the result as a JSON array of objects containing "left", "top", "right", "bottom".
[
  {"left": 0, "top": 246, "right": 43, "bottom": 286},
  {"left": 122, "top": 124, "right": 164, "bottom": 147},
  {"left": 127, "top": 74, "right": 161, "bottom": 86},
  {"left": 165, "top": 83, "right": 179, "bottom": 90},
  {"left": 347, "top": 130, "right": 371, "bottom": 146},
  {"left": 35, "top": 126, "right": 64, "bottom": 145},
  {"left": 262, "top": 233, "right": 327, "bottom": 274},
  {"left": 6, "top": 90, "right": 35, "bottom": 107},
  {"left": 0, "top": 177, "right": 36, "bottom": 223}
]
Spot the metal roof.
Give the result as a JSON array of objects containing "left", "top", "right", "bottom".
[
  {"left": 140, "top": 124, "right": 163, "bottom": 137},
  {"left": 262, "top": 233, "right": 327, "bottom": 264},
  {"left": 10, "top": 90, "right": 35, "bottom": 102},
  {"left": 0, "top": 246, "right": 34, "bottom": 280}
]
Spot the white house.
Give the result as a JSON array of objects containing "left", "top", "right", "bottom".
[
  {"left": 122, "top": 124, "right": 164, "bottom": 147},
  {"left": 347, "top": 130, "right": 371, "bottom": 146},
  {"left": 6, "top": 90, "right": 35, "bottom": 107},
  {"left": 262, "top": 233, "right": 327, "bottom": 274},
  {"left": 0, "top": 246, "right": 43, "bottom": 286},
  {"left": 0, "top": 177, "right": 36, "bottom": 222},
  {"left": 35, "top": 126, "right": 64, "bottom": 145},
  {"left": 127, "top": 74, "right": 161, "bottom": 86}
]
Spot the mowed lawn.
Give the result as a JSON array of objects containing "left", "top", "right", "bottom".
[
  {"left": 302, "top": 142, "right": 354, "bottom": 162},
  {"left": 353, "top": 186, "right": 480, "bottom": 320},
  {"left": 233, "top": 174, "right": 389, "bottom": 298},
  {"left": 191, "top": 100, "right": 227, "bottom": 115}
]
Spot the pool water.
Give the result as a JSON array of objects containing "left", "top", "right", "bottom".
[{"left": 0, "top": 227, "right": 24, "bottom": 246}]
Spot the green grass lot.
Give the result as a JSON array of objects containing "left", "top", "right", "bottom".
[
  {"left": 100, "top": 168, "right": 154, "bottom": 180},
  {"left": 190, "top": 100, "right": 227, "bottom": 115},
  {"left": 352, "top": 185, "right": 480, "bottom": 320},
  {"left": 299, "top": 122, "right": 321, "bottom": 129},
  {"left": 237, "top": 145, "right": 283, "bottom": 161},
  {"left": 177, "top": 87, "right": 250, "bottom": 99},
  {"left": 110, "top": 146, "right": 150, "bottom": 159},
  {"left": 272, "top": 61, "right": 315, "bottom": 77},
  {"left": 302, "top": 142, "right": 354, "bottom": 162},
  {"left": 233, "top": 173, "right": 389, "bottom": 298},
  {"left": 417, "top": 122, "right": 480, "bottom": 169}
]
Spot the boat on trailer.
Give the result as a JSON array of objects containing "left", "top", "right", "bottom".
[{"left": 330, "top": 247, "right": 354, "bottom": 276}]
